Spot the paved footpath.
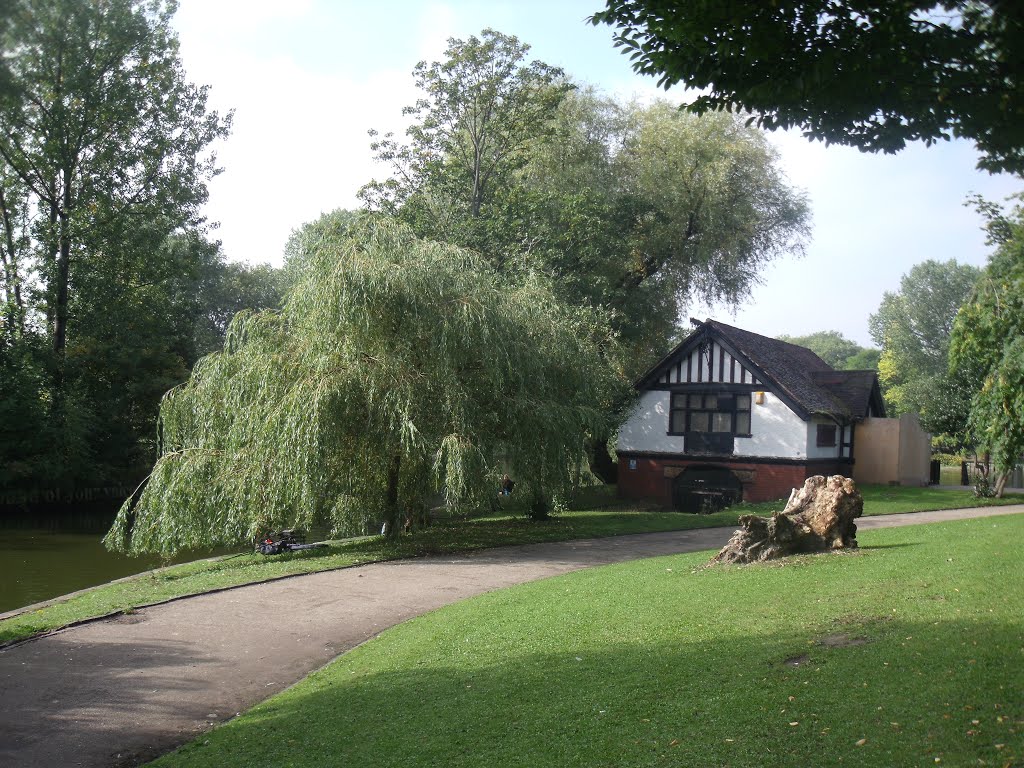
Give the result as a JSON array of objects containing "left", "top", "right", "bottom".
[{"left": 1, "top": 505, "right": 1021, "bottom": 768}]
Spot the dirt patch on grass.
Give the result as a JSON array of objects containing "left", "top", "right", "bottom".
[
  {"left": 783, "top": 632, "right": 870, "bottom": 667},
  {"left": 818, "top": 632, "right": 868, "bottom": 648}
]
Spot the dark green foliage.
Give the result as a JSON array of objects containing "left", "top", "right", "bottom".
[
  {"left": 364, "top": 40, "right": 810, "bottom": 377},
  {"left": 0, "top": 334, "right": 55, "bottom": 488},
  {"left": 194, "top": 257, "right": 286, "bottom": 357},
  {"left": 0, "top": 0, "right": 253, "bottom": 495},
  {"left": 869, "top": 259, "right": 981, "bottom": 439},
  {"left": 591, "top": 1, "right": 1024, "bottom": 173},
  {"left": 777, "top": 330, "right": 879, "bottom": 370},
  {"left": 950, "top": 198, "right": 1024, "bottom": 495}
]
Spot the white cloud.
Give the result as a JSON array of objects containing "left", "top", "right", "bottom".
[
  {"left": 415, "top": 3, "right": 461, "bottom": 62},
  {"left": 172, "top": 0, "right": 1024, "bottom": 344},
  {"left": 176, "top": 1, "right": 421, "bottom": 265},
  {"left": 175, "top": 0, "right": 314, "bottom": 35}
]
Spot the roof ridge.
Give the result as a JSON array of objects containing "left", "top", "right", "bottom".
[{"left": 641, "top": 319, "right": 882, "bottom": 421}]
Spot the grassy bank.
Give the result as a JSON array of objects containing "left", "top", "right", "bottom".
[
  {"left": 152, "top": 514, "right": 1024, "bottom": 767},
  {"left": 1, "top": 485, "right": 1020, "bottom": 647}
]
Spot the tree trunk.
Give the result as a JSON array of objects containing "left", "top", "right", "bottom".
[
  {"left": 53, "top": 178, "right": 73, "bottom": 359},
  {"left": 0, "top": 185, "right": 25, "bottom": 336},
  {"left": 383, "top": 452, "right": 402, "bottom": 539},
  {"left": 712, "top": 475, "right": 862, "bottom": 565},
  {"left": 994, "top": 471, "right": 1009, "bottom": 498},
  {"left": 48, "top": 208, "right": 72, "bottom": 422},
  {"left": 589, "top": 437, "right": 618, "bottom": 484}
]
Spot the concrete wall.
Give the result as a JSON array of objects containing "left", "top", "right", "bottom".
[
  {"left": 897, "top": 412, "right": 932, "bottom": 485},
  {"left": 853, "top": 413, "right": 931, "bottom": 486}
]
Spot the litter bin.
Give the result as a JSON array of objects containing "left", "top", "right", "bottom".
[{"left": 929, "top": 460, "right": 940, "bottom": 485}]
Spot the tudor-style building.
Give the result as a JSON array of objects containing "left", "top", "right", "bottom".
[{"left": 617, "top": 318, "right": 886, "bottom": 510}]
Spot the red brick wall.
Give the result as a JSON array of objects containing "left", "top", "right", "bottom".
[
  {"left": 617, "top": 455, "right": 851, "bottom": 507},
  {"left": 618, "top": 456, "right": 675, "bottom": 505}
]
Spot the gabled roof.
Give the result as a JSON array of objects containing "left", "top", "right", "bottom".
[
  {"left": 636, "top": 318, "right": 884, "bottom": 422},
  {"left": 811, "top": 370, "right": 887, "bottom": 419}
]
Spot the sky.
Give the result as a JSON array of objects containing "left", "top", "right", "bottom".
[{"left": 172, "top": 0, "right": 1023, "bottom": 348}]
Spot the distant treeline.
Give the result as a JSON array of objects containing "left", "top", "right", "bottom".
[{"left": 0, "top": 486, "right": 134, "bottom": 507}]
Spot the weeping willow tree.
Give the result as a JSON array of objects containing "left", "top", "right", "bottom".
[{"left": 105, "top": 215, "right": 626, "bottom": 555}]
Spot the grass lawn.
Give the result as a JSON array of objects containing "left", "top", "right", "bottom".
[
  {"left": 735, "top": 483, "right": 1023, "bottom": 518},
  {"left": 150, "top": 514, "right": 1024, "bottom": 768},
  {"left": 1, "top": 484, "right": 1021, "bottom": 647}
]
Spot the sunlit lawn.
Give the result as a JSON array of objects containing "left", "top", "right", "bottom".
[
  {"left": 151, "top": 514, "right": 1024, "bottom": 767},
  {"left": 1, "top": 484, "right": 1020, "bottom": 647}
]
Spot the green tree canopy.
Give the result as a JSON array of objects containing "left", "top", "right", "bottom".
[
  {"left": 777, "top": 330, "right": 880, "bottom": 370},
  {"left": 106, "top": 216, "right": 626, "bottom": 555},
  {"left": 360, "top": 28, "right": 571, "bottom": 224},
  {"left": 363, "top": 29, "right": 808, "bottom": 485},
  {"left": 950, "top": 198, "right": 1024, "bottom": 496},
  {"left": 869, "top": 259, "right": 981, "bottom": 439},
  {"left": 364, "top": 37, "right": 810, "bottom": 375},
  {"left": 0, "top": 0, "right": 231, "bottom": 491},
  {"left": 525, "top": 95, "right": 810, "bottom": 370},
  {"left": 0, "top": 0, "right": 229, "bottom": 358},
  {"left": 590, "top": 1, "right": 1024, "bottom": 174}
]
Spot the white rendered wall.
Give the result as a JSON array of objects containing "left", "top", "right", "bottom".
[
  {"left": 734, "top": 392, "right": 806, "bottom": 458},
  {"left": 617, "top": 390, "right": 808, "bottom": 459},
  {"left": 616, "top": 390, "right": 686, "bottom": 453},
  {"left": 806, "top": 419, "right": 844, "bottom": 459}
]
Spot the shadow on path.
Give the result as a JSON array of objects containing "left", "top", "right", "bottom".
[{"left": 1, "top": 505, "right": 1020, "bottom": 767}]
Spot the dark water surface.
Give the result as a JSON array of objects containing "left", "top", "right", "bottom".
[{"left": 0, "top": 529, "right": 227, "bottom": 614}]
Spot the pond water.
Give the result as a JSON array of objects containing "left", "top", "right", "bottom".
[{"left": 0, "top": 529, "right": 230, "bottom": 614}]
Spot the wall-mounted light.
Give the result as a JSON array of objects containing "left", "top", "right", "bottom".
[{"left": 754, "top": 391, "right": 765, "bottom": 405}]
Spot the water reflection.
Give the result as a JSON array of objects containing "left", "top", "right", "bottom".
[{"left": 0, "top": 530, "right": 230, "bottom": 614}]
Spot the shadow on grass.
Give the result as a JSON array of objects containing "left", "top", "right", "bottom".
[
  {"left": 857, "top": 542, "right": 920, "bottom": 550},
  {"left": 155, "top": 615, "right": 1022, "bottom": 768}
]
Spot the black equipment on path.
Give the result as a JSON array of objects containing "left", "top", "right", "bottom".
[{"left": 256, "top": 529, "right": 328, "bottom": 556}]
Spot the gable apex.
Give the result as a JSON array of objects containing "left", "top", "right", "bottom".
[
  {"left": 635, "top": 319, "right": 884, "bottom": 423},
  {"left": 635, "top": 322, "right": 765, "bottom": 389}
]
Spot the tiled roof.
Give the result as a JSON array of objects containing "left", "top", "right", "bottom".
[
  {"left": 810, "top": 370, "right": 886, "bottom": 419},
  {"left": 701, "top": 320, "right": 853, "bottom": 419},
  {"left": 637, "top": 319, "right": 883, "bottom": 422}
]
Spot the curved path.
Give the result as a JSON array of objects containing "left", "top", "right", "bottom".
[{"left": 1, "top": 505, "right": 1021, "bottom": 768}]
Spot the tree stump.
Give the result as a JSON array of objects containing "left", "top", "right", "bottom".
[{"left": 712, "top": 475, "right": 863, "bottom": 565}]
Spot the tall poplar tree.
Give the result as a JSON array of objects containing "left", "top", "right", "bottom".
[
  {"left": 0, "top": 0, "right": 229, "bottom": 402},
  {"left": 0, "top": 0, "right": 230, "bottom": 488}
]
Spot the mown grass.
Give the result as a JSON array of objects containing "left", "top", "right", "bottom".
[
  {"left": 1, "top": 484, "right": 1020, "bottom": 647},
  {"left": 150, "top": 514, "right": 1024, "bottom": 768},
  {"left": 736, "top": 483, "right": 1023, "bottom": 518}
]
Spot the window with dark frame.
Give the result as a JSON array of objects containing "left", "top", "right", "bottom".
[
  {"left": 816, "top": 424, "right": 837, "bottom": 447},
  {"left": 669, "top": 392, "right": 752, "bottom": 437}
]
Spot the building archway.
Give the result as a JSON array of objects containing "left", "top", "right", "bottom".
[{"left": 672, "top": 465, "right": 743, "bottom": 513}]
